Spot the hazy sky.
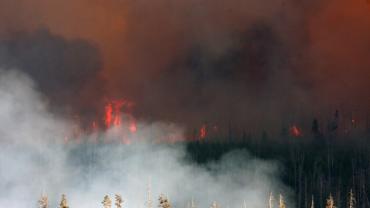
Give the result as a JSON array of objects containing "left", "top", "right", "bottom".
[{"left": 0, "top": 0, "right": 369, "bottom": 133}]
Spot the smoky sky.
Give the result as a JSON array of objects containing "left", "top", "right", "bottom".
[
  {"left": 0, "top": 29, "right": 106, "bottom": 121},
  {"left": 1, "top": 0, "right": 370, "bottom": 133},
  {"left": 0, "top": 69, "right": 292, "bottom": 207}
]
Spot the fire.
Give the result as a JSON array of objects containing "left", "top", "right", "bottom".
[
  {"left": 112, "top": 100, "right": 126, "bottom": 126},
  {"left": 102, "top": 98, "right": 138, "bottom": 143},
  {"left": 104, "top": 99, "right": 135, "bottom": 129},
  {"left": 290, "top": 125, "right": 303, "bottom": 137},
  {"left": 104, "top": 103, "right": 113, "bottom": 128},
  {"left": 199, "top": 124, "right": 207, "bottom": 140}
]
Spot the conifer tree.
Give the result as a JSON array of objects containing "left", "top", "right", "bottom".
[
  {"left": 59, "top": 194, "right": 69, "bottom": 208},
  {"left": 38, "top": 194, "right": 48, "bottom": 208},
  {"left": 158, "top": 194, "right": 171, "bottom": 208},
  {"left": 279, "top": 194, "right": 286, "bottom": 208},
  {"left": 103, "top": 195, "right": 112, "bottom": 208},
  {"left": 348, "top": 189, "right": 355, "bottom": 208},
  {"left": 325, "top": 194, "right": 336, "bottom": 208},
  {"left": 115, "top": 194, "right": 123, "bottom": 208}
]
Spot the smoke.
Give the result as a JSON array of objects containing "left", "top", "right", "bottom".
[
  {"left": 1, "top": 0, "right": 369, "bottom": 134},
  {"left": 0, "top": 69, "right": 292, "bottom": 207},
  {"left": 0, "top": 29, "right": 105, "bottom": 120}
]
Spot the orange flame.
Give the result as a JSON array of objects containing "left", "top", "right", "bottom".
[
  {"left": 105, "top": 103, "right": 113, "bottom": 128},
  {"left": 104, "top": 99, "right": 135, "bottom": 129},
  {"left": 290, "top": 125, "right": 303, "bottom": 137},
  {"left": 199, "top": 124, "right": 207, "bottom": 140}
]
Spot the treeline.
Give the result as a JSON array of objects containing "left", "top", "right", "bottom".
[
  {"left": 38, "top": 190, "right": 356, "bottom": 208},
  {"left": 186, "top": 132, "right": 370, "bottom": 208},
  {"left": 38, "top": 193, "right": 160, "bottom": 208}
]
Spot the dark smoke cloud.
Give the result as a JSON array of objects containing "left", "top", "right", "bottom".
[
  {"left": 135, "top": 22, "right": 306, "bottom": 130},
  {"left": 0, "top": 29, "right": 105, "bottom": 120},
  {"left": 1, "top": 0, "right": 370, "bottom": 134}
]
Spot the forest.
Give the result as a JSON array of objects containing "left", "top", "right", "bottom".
[{"left": 186, "top": 128, "right": 370, "bottom": 208}]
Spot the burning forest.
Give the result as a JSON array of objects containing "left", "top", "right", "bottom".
[{"left": 0, "top": 0, "right": 370, "bottom": 207}]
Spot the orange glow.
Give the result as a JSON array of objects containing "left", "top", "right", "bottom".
[
  {"left": 129, "top": 121, "right": 137, "bottom": 133},
  {"left": 199, "top": 125, "right": 207, "bottom": 140},
  {"left": 112, "top": 100, "right": 125, "bottom": 126},
  {"left": 104, "top": 99, "right": 134, "bottom": 129},
  {"left": 290, "top": 125, "right": 303, "bottom": 137},
  {"left": 105, "top": 103, "right": 113, "bottom": 128}
]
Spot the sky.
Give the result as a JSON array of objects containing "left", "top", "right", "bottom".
[{"left": 0, "top": 0, "right": 370, "bottom": 133}]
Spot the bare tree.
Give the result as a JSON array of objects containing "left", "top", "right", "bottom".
[
  {"left": 310, "top": 196, "right": 314, "bottom": 208},
  {"left": 146, "top": 179, "right": 153, "bottom": 208},
  {"left": 269, "top": 192, "right": 275, "bottom": 208}
]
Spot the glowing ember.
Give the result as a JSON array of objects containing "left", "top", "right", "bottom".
[
  {"left": 290, "top": 125, "right": 303, "bottom": 137},
  {"left": 199, "top": 125, "right": 207, "bottom": 140}
]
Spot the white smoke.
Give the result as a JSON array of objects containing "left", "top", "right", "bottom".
[{"left": 0, "top": 69, "right": 293, "bottom": 207}]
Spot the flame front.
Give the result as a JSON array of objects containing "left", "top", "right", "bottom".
[{"left": 104, "top": 99, "right": 136, "bottom": 130}]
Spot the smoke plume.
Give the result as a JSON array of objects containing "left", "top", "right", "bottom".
[
  {"left": 0, "top": 69, "right": 292, "bottom": 207},
  {"left": 1, "top": 0, "right": 369, "bottom": 134}
]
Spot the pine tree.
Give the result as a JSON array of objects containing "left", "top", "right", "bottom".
[
  {"left": 38, "top": 194, "right": 48, "bottom": 208},
  {"left": 279, "top": 194, "right": 286, "bottom": 208},
  {"left": 59, "top": 194, "right": 69, "bottom": 208},
  {"left": 348, "top": 189, "right": 355, "bottom": 208},
  {"left": 158, "top": 194, "right": 171, "bottom": 208},
  {"left": 102, "top": 195, "right": 112, "bottom": 208},
  {"left": 115, "top": 194, "right": 123, "bottom": 208},
  {"left": 325, "top": 194, "right": 336, "bottom": 208}
]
